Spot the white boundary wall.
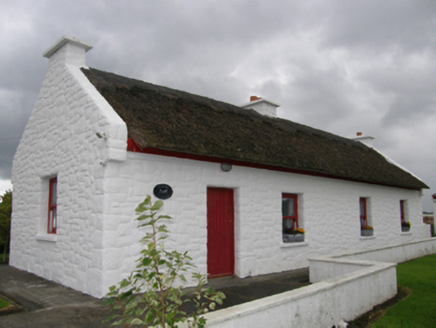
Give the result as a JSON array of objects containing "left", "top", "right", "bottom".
[
  {"left": 195, "top": 238, "right": 436, "bottom": 328},
  {"left": 310, "top": 237, "right": 436, "bottom": 283}
]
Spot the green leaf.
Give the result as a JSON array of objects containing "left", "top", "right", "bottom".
[
  {"left": 198, "top": 317, "right": 207, "bottom": 328},
  {"left": 151, "top": 200, "right": 163, "bottom": 211},
  {"left": 145, "top": 312, "right": 154, "bottom": 323},
  {"left": 119, "top": 279, "right": 131, "bottom": 289},
  {"left": 119, "top": 290, "right": 133, "bottom": 300},
  {"left": 148, "top": 272, "right": 156, "bottom": 280},
  {"left": 142, "top": 258, "right": 152, "bottom": 266},
  {"left": 217, "top": 291, "right": 226, "bottom": 299},
  {"left": 130, "top": 318, "right": 144, "bottom": 325},
  {"left": 136, "top": 214, "right": 153, "bottom": 221},
  {"left": 125, "top": 300, "right": 138, "bottom": 310},
  {"left": 135, "top": 196, "right": 151, "bottom": 212},
  {"left": 112, "top": 319, "right": 125, "bottom": 325},
  {"left": 157, "top": 225, "right": 169, "bottom": 233},
  {"left": 158, "top": 215, "right": 172, "bottom": 220}
]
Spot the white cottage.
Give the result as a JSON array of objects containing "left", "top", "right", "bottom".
[{"left": 10, "top": 36, "right": 429, "bottom": 298}]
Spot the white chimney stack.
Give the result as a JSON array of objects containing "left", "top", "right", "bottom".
[
  {"left": 43, "top": 35, "right": 93, "bottom": 67},
  {"left": 352, "top": 132, "right": 375, "bottom": 147},
  {"left": 240, "top": 96, "right": 280, "bottom": 117}
]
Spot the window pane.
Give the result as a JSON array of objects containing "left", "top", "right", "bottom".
[
  {"left": 400, "top": 201, "right": 405, "bottom": 222},
  {"left": 282, "top": 198, "right": 295, "bottom": 217},
  {"left": 48, "top": 212, "right": 53, "bottom": 231},
  {"left": 359, "top": 199, "right": 365, "bottom": 216},
  {"left": 52, "top": 208, "right": 57, "bottom": 229},
  {"left": 48, "top": 177, "right": 58, "bottom": 234},
  {"left": 283, "top": 219, "right": 294, "bottom": 233},
  {"left": 51, "top": 181, "right": 57, "bottom": 205},
  {"left": 48, "top": 209, "right": 56, "bottom": 232}
]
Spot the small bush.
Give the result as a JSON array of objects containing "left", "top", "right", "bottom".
[{"left": 104, "top": 195, "right": 225, "bottom": 327}]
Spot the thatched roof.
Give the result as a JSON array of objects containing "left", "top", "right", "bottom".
[{"left": 82, "top": 67, "right": 428, "bottom": 190}]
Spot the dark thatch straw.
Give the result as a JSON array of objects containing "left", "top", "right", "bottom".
[{"left": 82, "top": 68, "right": 428, "bottom": 191}]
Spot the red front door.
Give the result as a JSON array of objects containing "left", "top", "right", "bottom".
[{"left": 207, "top": 187, "right": 235, "bottom": 278}]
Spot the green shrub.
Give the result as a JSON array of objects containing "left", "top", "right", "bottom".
[
  {"left": 0, "top": 297, "right": 11, "bottom": 309},
  {"left": 104, "top": 195, "right": 225, "bottom": 327}
]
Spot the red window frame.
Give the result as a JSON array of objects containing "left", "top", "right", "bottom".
[
  {"left": 400, "top": 200, "right": 406, "bottom": 224},
  {"left": 282, "top": 193, "right": 299, "bottom": 233},
  {"left": 47, "top": 177, "right": 57, "bottom": 234},
  {"left": 360, "top": 197, "right": 368, "bottom": 228}
]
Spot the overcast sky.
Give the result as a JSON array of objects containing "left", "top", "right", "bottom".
[{"left": 1, "top": 0, "right": 435, "bottom": 210}]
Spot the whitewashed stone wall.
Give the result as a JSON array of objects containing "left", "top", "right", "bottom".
[
  {"left": 10, "top": 38, "right": 127, "bottom": 298},
  {"left": 101, "top": 151, "right": 429, "bottom": 297},
  {"left": 10, "top": 37, "right": 429, "bottom": 299}
]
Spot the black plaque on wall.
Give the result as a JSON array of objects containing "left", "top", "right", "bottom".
[{"left": 153, "top": 184, "right": 173, "bottom": 200}]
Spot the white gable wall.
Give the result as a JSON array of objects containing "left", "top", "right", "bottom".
[
  {"left": 10, "top": 39, "right": 127, "bottom": 297},
  {"left": 100, "top": 151, "right": 428, "bottom": 297},
  {"left": 10, "top": 37, "right": 429, "bottom": 299}
]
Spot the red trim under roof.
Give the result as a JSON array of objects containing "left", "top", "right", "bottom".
[{"left": 126, "top": 138, "right": 421, "bottom": 190}]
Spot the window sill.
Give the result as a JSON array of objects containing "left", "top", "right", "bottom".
[
  {"left": 281, "top": 242, "right": 308, "bottom": 248},
  {"left": 359, "top": 235, "right": 376, "bottom": 240},
  {"left": 36, "top": 234, "right": 57, "bottom": 243},
  {"left": 401, "top": 231, "right": 412, "bottom": 235}
]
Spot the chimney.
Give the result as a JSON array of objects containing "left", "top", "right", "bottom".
[
  {"left": 352, "top": 132, "right": 375, "bottom": 147},
  {"left": 241, "top": 95, "right": 280, "bottom": 117},
  {"left": 43, "top": 36, "right": 93, "bottom": 67}
]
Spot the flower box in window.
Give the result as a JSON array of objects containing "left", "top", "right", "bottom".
[
  {"left": 283, "top": 228, "right": 305, "bottom": 243},
  {"left": 402, "top": 221, "right": 411, "bottom": 232},
  {"left": 361, "top": 226, "right": 373, "bottom": 237}
]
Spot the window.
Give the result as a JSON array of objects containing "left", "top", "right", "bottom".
[
  {"left": 282, "top": 193, "right": 304, "bottom": 242},
  {"left": 400, "top": 200, "right": 410, "bottom": 232},
  {"left": 359, "top": 198, "right": 368, "bottom": 228},
  {"left": 400, "top": 200, "right": 405, "bottom": 223},
  {"left": 282, "top": 193, "right": 298, "bottom": 233},
  {"left": 360, "top": 197, "right": 373, "bottom": 236},
  {"left": 47, "top": 177, "right": 57, "bottom": 234}
]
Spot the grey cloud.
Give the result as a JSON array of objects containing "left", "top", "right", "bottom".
[
  {"left": 1, "top": 0, "right": 436, "bottom": 209},
  {"left": 357, "top": 58, "right": 436, "bottom": 128},
  {"left": 320, "top": 0, "right": 436, "bottom": 52}
]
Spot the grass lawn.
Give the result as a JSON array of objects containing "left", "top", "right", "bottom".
[{"left": 371, "top": 254, "right": 436, "bottom": 327}]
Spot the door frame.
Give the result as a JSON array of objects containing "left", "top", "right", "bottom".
[{"left": 206, "top": 187, "right": 235, "bottom": 278}]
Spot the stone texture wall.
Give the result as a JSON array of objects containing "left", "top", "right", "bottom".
[
  {"left": 100, "top": 151, "right": 429, "bottom": 296},
  {"left": 10, "top": 40, "right": 127, "bottom": 298}
]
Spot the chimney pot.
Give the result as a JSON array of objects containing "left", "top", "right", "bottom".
[
  {"left": 352, "top": 132, "right": 375, "bottom": 147},
  {"left": 43, "top": 35, "right": 92, "bottom": 67},
  {"left": 241, "top": 97, "right": 280, "bottom": 117}
]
